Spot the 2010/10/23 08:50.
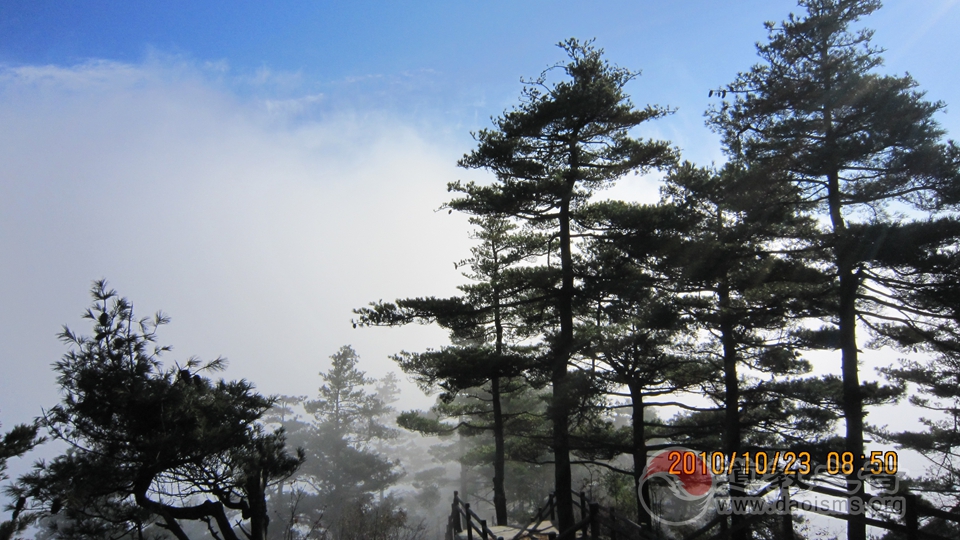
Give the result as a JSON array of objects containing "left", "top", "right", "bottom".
[{"left": 663, "top": 450, "right": 899, "bottom": 476}]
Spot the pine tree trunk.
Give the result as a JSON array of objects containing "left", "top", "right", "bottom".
[
  {"left": 629, "top": 383, "right": 651, "bottom": 527},
  {"left": 491, "top": 376, "right": 508, "bottom": 526},
  {"left": 553, "top": 183, "right": 576, "bottom": 533},
  {"left": 459, "top": 432, "right": 469, "bottom": 502},
  {"left": 245, "top": 472, "right": 268, "bottom": 540},
  {"left": 492, "top": 265, "right": 509, "bottom": 526},
  {"left": 839, "top": 261, "right": 865, "bottom": 540},
  {"left": 827, "top": 163, "right": 865, "bottom": 540},
  {"left": 719, "top": 283, "right": 748, "bottom": 540}
]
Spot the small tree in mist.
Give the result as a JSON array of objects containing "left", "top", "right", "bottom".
[
  {"left": 269, "top": 346, "right": 408, "bottom": 540},
  {"left": 304, "top": 346, "right": 401, "bottom": 512}
]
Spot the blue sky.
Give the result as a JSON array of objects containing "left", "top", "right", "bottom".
[
  {"left": 3, "top": 1, "right": 957, "bottom": 154},
  {"left": 1, "top": 1, "right": 959, "bottom": 494}
]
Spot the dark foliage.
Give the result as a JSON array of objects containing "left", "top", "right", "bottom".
[{"left": 7, "top": 280, "right": 302, "bottom": 540}]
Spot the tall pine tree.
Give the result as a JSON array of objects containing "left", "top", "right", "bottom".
[
  {"left": 710, "top": 2, "right": 960, "bottom": 538},
  {"left": 450, "top": 39, "right": 676, "bottom": 531},
  {"left": 355, "top": 216, "right": 545, "bottom": 525}
]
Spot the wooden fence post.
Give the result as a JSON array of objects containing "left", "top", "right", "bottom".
[
  {"left": 480, "top": 518, "right": 488, "bottom": 540},
  {"left": 905, "top": 493, "right": 918, "bottom": 540},
  {"left": 580, "top": 492, "right": 588, "bottom": 538},
  {"left": 610, "top": 506, "right": 618, "bottom": 540},
  {"left": 452, "top": 491, "right": 462, "bottom": 532},
  {"left": 549, "top": 492, "right": 556, "bottom": 523},
  {"left": 781, "top": 485, "right": 793, "bottom": 539},
  {"left": 590, "top": 502, "right": 600, "bottom": 539},
  {"left": 465, "top": 503, "right": 474, "bottom": 540}
]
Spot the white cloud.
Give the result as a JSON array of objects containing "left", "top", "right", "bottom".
[
  {"left": 0, "top": 60, "right": 477, "bottom": 431},
  {"left": 264, "top": 93, "right": 325, "bottom": 115}
]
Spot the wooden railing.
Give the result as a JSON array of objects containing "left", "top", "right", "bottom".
[
  {"left": 507, "top": 491, "right": 556, "bottom": 540},
  {"left": 450, "top": 479, "right": 960, "bottom": 540},
  {"left": 588, "top": 504, "right": 658, "bottom": 540},
  {"left": 685, "top": 473, "right": 960, "bottom": 540},
  {"left": 447, "top": 491, "right": 505, "bottom": 540},
  {"left": 779, "top": 477, "right": 960, "bottom": 540},
  {"left": 504, "top": 490, "right": 657, "bottom": 540},
  {"left": 559, "top": 491, "right": 657, "bottom": 540}
]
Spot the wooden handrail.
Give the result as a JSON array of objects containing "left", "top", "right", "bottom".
[
  {"left": 447, "top": 492, "right": 505, "bottom": 540},
  {"left": 554, "top": 514, "right": 591, "bottom": 540},
  {"left": 476, "top": 474, "right": 960, "bottom": 540},
  {"left": 685, "top": 474, "right": 960, "bottom": 540},
  {"left": 569, "top": 490, "right": 659, "bottom": 540},
  {"left": 915, "top": 496, "right": 960, "bottom": 524},
  {"left": 510, "top": 492, "right": 555, "bottom": 540},
  {"left": 451, "top": 472, "right": 960, "bottom": 540}
]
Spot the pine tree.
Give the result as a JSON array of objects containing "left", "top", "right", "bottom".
[
  {"left": 0, "top": 421, "right": 41, "bottom": 540},
  {"left": 265, "top": 362, "right": 408, "bottom": 540},
  {"left": 657, "top": 163, "right": 845, "bottom": 538},
  {"left": 7, "top": 280, "right": 302, "bottom": 540},
  {"left": 450, "top": 38, "right": 675, "bottom": 531},
  {"left": 866, "top": 220, "right": 960, "bottom": 510},
  {"left": 581, "top": 162, "right": 835, "bottom": 534},
  {"left": 710, "top": 2, "right": 960, "bottom": 538},
  {"left": 298, "top": 346, "right": 403, "bottom": 536},
  {"left": 355, "top": 216, "right": 545, "bottom": 525},
  {"left": 567, "top": 215, "right": 712, "bottom": 526}
]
